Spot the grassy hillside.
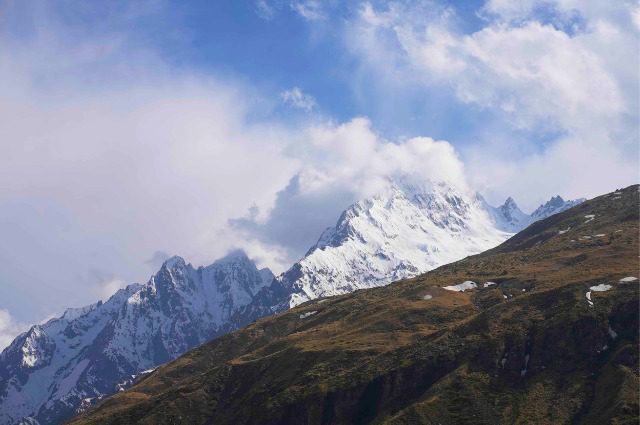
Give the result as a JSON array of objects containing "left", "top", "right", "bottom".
[{"left": 70, "top": 185, "right": 639, "bottom": 425}]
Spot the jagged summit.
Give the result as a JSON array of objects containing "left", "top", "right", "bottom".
[
  {"left": 531, "top": 195, "right": 585, "bottom": 220},
  {"left": 276, "top": 182, "right": 509, "bottom": 308},
  {"left": 162, "top": 255, "right": 186, "bottom": 269}
]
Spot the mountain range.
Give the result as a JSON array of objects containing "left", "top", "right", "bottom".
[
  {"left": 70, "top": 184, "right": 640, "bottom": 425},
  {"left": 0, "top": 181, "right": 584, "bottom": 424}
]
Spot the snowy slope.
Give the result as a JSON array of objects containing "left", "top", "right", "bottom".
[
  {"left": 280, "top": 182, "right": 511, "bottom": 307},
  {"left": 0, "top": 251, "right": 273, "bottom": 425},
  {"left": 242, "top": 182, "right": 584, "bottom": 312}
]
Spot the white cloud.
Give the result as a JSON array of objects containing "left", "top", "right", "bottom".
[
  {"left": 0, "top": 309, "right": 28, "bottom": 351},
  {"left": 345, "top": 0, "right": 639, "bottom": 208},
  {"left": 280, "top": 87, "right": 317, "bottom": 111},
  {"left": 293, "top": 117, "right": 469, "bottom": 197},
  {"left": 232, "top": 117, "right": 471, "bottom": 265}
]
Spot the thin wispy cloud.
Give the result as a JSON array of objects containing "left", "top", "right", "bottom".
[{"left": 280, "top": 87, "right": 317, "bottom": 111}]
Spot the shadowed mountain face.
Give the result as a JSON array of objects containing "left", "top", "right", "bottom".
[{"left": 70, "top": 185, "right": 639, "bottom": 425}]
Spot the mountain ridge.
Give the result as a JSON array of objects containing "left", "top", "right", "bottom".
[
  {"left": 0, "top": 251, "right": 273, "bottom": 425},
  {"left": 69, "top": 184, "right": 639, "bottom": 425},
  {"left": 0, "top": 182, "right": 584, "bottom": 424}
]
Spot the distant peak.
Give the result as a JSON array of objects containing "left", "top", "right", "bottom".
[
  {"left": 162, "top": 255, "right": 186, "bottom": 269},
  {"left": 542, "top": 195, "right": 565, "bottom": 207},
  {"left": 500, "top": 197, "right": 522, "bottom": 212}
]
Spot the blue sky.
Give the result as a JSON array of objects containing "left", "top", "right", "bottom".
[{"left": 0, "top": 0, "right": 638, "bottom": 344}]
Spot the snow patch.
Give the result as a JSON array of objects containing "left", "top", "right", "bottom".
[
  {"left": 299, "top": 311, "right": 317, "bottom": 319},
  {"left": 483, "top": 282, "right": 496, "bottom": 288},
  {"left": 584, "top": 214, "right": 595, "bottom": 223},
  {"left": 443, "top": 281, "right": 477, "bottom": 292},
  {"left": 619, "top": 276, "right": 638, "bottom": 283},
  {"left": 423, "top": 294, "right": 433, "bottom": 300},
  {"left": 558, "top": 227, "right": 571, "bottom": 235},
  {"left": 590, "top": 284, "right": 612, "bottom": 292},
  {"left": 608, "top": 325, "right": 618, "bottom": 340}
]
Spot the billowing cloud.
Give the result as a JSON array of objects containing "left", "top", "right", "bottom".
[
  {"left": 232, "top": 117, "right": 470, "bottom": 265},
  {"left": 345, "top": 0, "right": 639, "bottom": 208}
]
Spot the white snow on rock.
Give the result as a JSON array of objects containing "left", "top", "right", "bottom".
[
  {"left": 299, "top": 311, "right": 317, "bottom": 319},
  {"left": 590, "top": 284, "right": 612, "bottom": 292},
  {"left": 584, "top": 214, "right": 595, "bottom": 223},
  {"left": 443, "top": 281, "right": 478, "bottom": 292},
  {"left": 619, "top": 276, "right": 638, "bottom": 283},
  {"left": 423, "top": 295, "right": 433, "bottom": 300},
  {"left": 594, "top": 234, "right": 606, "bottom": 238},
  {"left": 585, "top": 284, "right": 611, "bottom": 307},
  {"left": 558, "top": 227, "right": 571, "bottom": 235},
  {"left": 282, "top": 182, "right": 512, "bottom": 307},
  {"left": 278, "top": 182, "right": 583, "bottom": 308},
  {"left": 483, "top": 282, "right": 496, "bottom": 288},
  {"left": 608, "top": 325, "right": 618, "bottom": 339},
  {"left": 585, "top": 291, "right": 593, "bottom": 307}
]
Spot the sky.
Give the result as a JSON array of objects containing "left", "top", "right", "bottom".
[{"left": 0, "top": 0, "right": 638, "bottom": 346}]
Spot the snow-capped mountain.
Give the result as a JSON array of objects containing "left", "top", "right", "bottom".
[
  {"left": 0, "top": 251, "right": 273, "bottom": 425},
  {"left": 279, "top": 182, "right": 511, "bottom": 307},
  {"left": 0, "top": 181, "right": 584, "bottom": 425},
  {"left": 483, "top": 196, "right": 532, "bottom": 232},
  {"left": 530, "top": 195, "right": 585, "bottom": 221},
  {"left": 234, "top": 182, "right": 585, "bottom": 316}
]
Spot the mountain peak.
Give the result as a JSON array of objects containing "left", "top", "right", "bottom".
[
  {"left": 531, "top": 195, "right": 584, "bottom": 220},
  {"left": 162, "top": 255, "right": 186, "bottom": 269}
]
